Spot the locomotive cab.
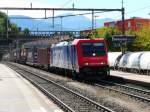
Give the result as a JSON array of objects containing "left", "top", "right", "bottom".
[{"left": 75, "top": 39, "right": 109, "bottom": 77}]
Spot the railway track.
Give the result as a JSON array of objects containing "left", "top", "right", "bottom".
[
  {"left": 95, "top": 80, "right": 150, "bottom": 103},
  {"left": 8, "top": 64, "right": 114, "bottom": 112}
]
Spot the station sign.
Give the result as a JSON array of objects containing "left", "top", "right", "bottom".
[{"left": 112, "top": 35, "right": 135, "bottom": 42}]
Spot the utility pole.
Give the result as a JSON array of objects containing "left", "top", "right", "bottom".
[
  {"left": 60, "top": 16, "right": 63, "bottom": 32},
  {"left": 52, "top": 10, "right": 54, "bottom": 28},
  {"left": 72, "top": 3, "right": 75, "bottom": 9},
  {"left": 92, "top": 10, "right": 94, "bottom": 30},
  {"left": 122, "top": 0, "right": 125, "bottom": 35},
  {"left": 121, "top": 0, "right": 126, "bottom": 53},
  {"left": 6, "top": 10, "right": 8, "bottom": 39},
  {"left": 94, "top": 15, "right": 99, "bottom": 29},
  {"left": 30, "top": 3, "right": 32, "bottom": 8},
  {"left": 45, "top": 10, "right": 47, "bottom": 19}
]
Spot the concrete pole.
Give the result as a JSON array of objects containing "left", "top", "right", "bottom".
[{"left": 7, "top": 10, "right": 8, "bottom": 39}]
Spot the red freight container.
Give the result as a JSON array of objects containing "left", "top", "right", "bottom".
[
  {"left": 37, "top": 48, "right": 50, "bottom": 68},
  {"left": 20, "top": 48, "right": 27, "bottom": 63}
]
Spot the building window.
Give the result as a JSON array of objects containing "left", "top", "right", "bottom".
[
  {"left": 128, "top": 21, "right": 131, "bottom": 28},
  {"left": 109, "top": 22, "right": 115, "bottom": 27},
  {"left": 136, "top": 22, "right": 143, "bottom": 28}
]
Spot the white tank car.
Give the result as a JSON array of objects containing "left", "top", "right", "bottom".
[
  {"left": 108, "top": 52, "right": 122, "bottom": 67},
  {"left": 118, "top": 52, "right": 132, "bottom": 69},
  {"left": 126, "top": 52, "right": 143, "bottom": 70},
  {"left": 139, "top": 52, "right": 150, "bottom": 70}
]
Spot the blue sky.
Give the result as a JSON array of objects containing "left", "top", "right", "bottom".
[{"left": 1, "top": 0, "right": 150, "bottom": 20}]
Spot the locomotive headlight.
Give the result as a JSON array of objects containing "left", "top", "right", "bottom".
[
  {"left": 100, "top": 62, "right": 106, "bottom": 65},
  {"left": 85, "top": 62, "right": 89, "bottom": 65},
  {"left": 92, "top": 53, "right": 96, "bottom": 56}
]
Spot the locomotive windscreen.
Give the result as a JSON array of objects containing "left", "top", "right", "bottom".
[{"left": 81, "top": 42, "right": 106, "bottom": 57}]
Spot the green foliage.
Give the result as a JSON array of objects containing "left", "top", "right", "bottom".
[
  {"left": 82, "top": 26, "right": 150, "bottom": 51},
  {"left": 0, "top": 11, "right": 21, "bottom": 38},
  {"left": 95, "top": 27, "right": 121, "bottom": 51},
  {"left": 0, "top": 12, "right": 9, "bottom": 34},
  {"left": 96, "top": 27, "right": 121, "bottom": 37},
  {"left": 10, "top": 23, "right": 19, "bottom": 34},
  {"left": 132, "top": 27, "right": 150, "bottom": 51},
  {"left": 23, "top": 28, "right": 30, "bottom": 35},
  {"left": 104, "top": 31, "right": 113, "bottom": 50},
  {"left": 124, "top": 27, "right": 150, "bottom": 51}
]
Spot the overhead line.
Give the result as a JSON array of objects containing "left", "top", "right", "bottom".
[
  {"left": 62, "top": 0, "right": 74, "bottom": 8},
  {"left": 112, "top": 5, "right": 150, "bottom": 20},
  {"left": 9, "top": 11, "right": 106, "bottom": 19},
  {"left": 0, "top": 7, "right": 122, "bottom": 11},
  {"left": 126, "top": 5, "right": 150, "bottom": 14}
]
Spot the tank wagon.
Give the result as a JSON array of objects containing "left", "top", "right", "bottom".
[
  {"left": 108, "top": 51, "right": 150, "bottom": 75},
  {"left": 108, "top": 52, "right": 122, "bottom": 69}
]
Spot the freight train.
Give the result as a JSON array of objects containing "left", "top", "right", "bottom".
[
  {"left": 10, "top": 38, "right": 110, "bottom": 78},
  {"left": 108, "top": 52, "right": 150, "bottom": 75}
]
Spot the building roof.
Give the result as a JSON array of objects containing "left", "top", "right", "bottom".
[{"left": 105, "top": 17, "right": 150, "bottom": 24}]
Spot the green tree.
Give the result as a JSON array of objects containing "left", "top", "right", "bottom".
[
  {"left": 133, "top": 27, "right": 150, "bottom": 51},
  {"left": 0, "top": 11, "right": 10, "bottom": 36},
  {"left": 23, "top": 28, "right": 30, "bottom": 35},
  {"left": 0, "top": 11, "right": 20, "bottom": 38},
  {"left": 93, "top": 26, "right": 150, "bottom": 51},
  {"left": 95, "top": 27, "right": 121, "bottom": 51},
  {"left": 10, "top": 23, "right": 19, "bottom": 34},
  {"left": 124, "top": 26, "right": 150, "bottom": 51},
  {"left": 104, "top": 31, "right": 113, "bottom": 50},
  {"left": 96, "top": 27, "right": 121, "bottom": 38}
]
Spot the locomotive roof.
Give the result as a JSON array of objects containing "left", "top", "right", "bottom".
[
  {"left": 51, "top": 38, "right": 105, "bottom": 47},
  {"left": 24, "top": 38, "right": 106, "bottom": 48},
  {"left": 51, "top": 41, "right": 69, "bottom": 47},
  {"left": 72, "top": 38, "right": 105, "bottom": 45}
]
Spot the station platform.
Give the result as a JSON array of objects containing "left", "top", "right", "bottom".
[
  {"left": 0, "top": 63, "right": 63, "bottom": 112},
  {"left": 110, "top": 70, "right": 150, "bottom": 86}
]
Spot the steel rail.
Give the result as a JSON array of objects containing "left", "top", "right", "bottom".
[
  {"left": 16, "top": 70, "right": 75, "bottom": 112},
  {"left": 8, "top": 64, "right": 115, "bottom": 112},
  {"left": 100, "top": 80, "right": 150, "bottom": 95},
  {"left": 95, "top": 82, "right": 150, "bottom": 103}
]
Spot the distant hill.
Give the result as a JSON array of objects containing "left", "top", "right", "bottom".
[
  {"left": 9, "top": 15, "right": 114, "bottom": 31},
  {"left": 9, "top": 15, "right": 61, "bottom": 31}
]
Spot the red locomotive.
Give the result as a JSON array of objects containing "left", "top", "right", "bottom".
[{"left": 51, "top": 38, "right": 109, "bottom": 78}]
